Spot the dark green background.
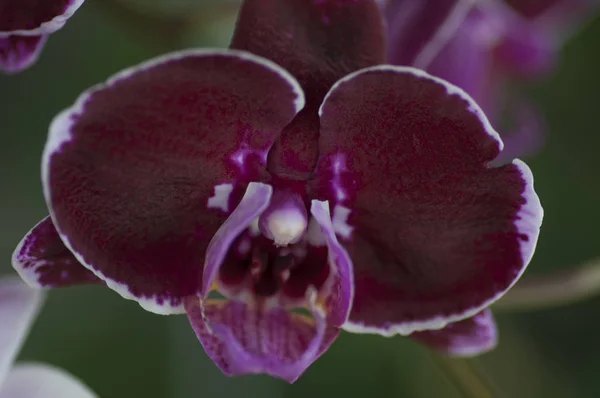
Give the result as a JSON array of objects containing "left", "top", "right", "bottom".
[{"left": 1, "top": 1, "right": 599, "bottom": 396}]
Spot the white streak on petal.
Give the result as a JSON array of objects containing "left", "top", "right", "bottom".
[
  {"left": 207, "top": 183, "right": 234, "bottom": 213},
  {"left": 332, "top": 205, "right": 353, "bottom": 239}
]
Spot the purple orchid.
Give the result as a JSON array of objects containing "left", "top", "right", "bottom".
[
  {"left": 379, "top": 0, "right": 599, "bottom": 163},
  {"left": 0, "top": 0, "right": 85, "bottom": 73},
  {"left": 12, "top": 0, "right": 542, "bottom": 382},
  {"left": 0, "top": 276, "right": 97, "bottom": 397}
]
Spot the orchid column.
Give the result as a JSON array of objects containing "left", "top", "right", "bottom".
[{"left": 12, "top": 0, "right": 542, "bottom": 382}]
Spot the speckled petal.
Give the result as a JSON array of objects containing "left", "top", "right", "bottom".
[
  {"left": 39, "top": 49, "right": 303, "bottom": 314},
  {"left": 185, "top": 297, "right": 339, "bottom": 383},
  {"left": 12, "top": 216, "right": 101, "bottom": 288},
  {"left": 313, "top": 66, "right": 543, "bottom": 335},
  {"left": 231, "top": 0, "right": 385, "bottom": 107}
]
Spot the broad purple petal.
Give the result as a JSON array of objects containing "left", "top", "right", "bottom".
[
  {"left": 309, "top": 200, "right": 354, "bottom": 327},
  {"left": 42, "top": 49, "right": 304, "bottom": 314},
  {"left": 410, "top": 310, "right": 497, "bottom": 356},
  {"left": 380, "top": 0, "right": 474, "bottom": 68},
  {"left": 12, "top": 216, "right": 101, "bottom": 288},
  {"left": 202, "top": 182, "right": 273, "bottom": 295},
  {"left": 185, "top": 297, "right": 339, "bottom": 383},
  {"left": 0, "top": 0, "right": 84, "bottom": 34},
  {"left": 0, "top": 277, "right": 43, "bottom": 386},
  {"left": 425, "top": 8, "right": 495, "bottom": 109},
  {"left": 313, "top": 66, "right": 543, "bottom": 335},
  {"left": 0, "top": 363, "right": 97, "bottom": 398},
  {"left": 230, "top": 0, "right": 385, "bottom": 108},
  {"left": 0, "top": 35, "right": 46, "bottom": 73}
]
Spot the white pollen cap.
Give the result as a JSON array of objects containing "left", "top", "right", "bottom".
[{"left": 265, "top": 209, "right": 308, "bottom": 246}]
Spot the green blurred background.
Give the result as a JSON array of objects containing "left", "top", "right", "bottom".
[{"left": 1, "top": 1, "right": 599, "bottom": 397}]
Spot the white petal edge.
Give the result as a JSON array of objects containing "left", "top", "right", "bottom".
[
  {"left": 11, "top": 217, "right": 52, "bottom": 289},
  {"left": 0, "top": 277, "right": 44, "bottom": 388},
  {"left": 41, "top": 48, "right": 304, "bottom": 315},
  {"left": 0, "top": 363, "right": 97, "bottom": 398},
  {"left": 321, "top": 66, "right": 543, "bottom": 335},
  {"left": 0, "top": 1, "right": 86, "bottom": 38},
  {"left": 343, "top": 160, "right": 543, "bottom": 336},
  {"left": 318, "top": 64, "right": 504, "bottom": 153}
]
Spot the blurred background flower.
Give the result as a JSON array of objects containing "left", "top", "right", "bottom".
[
  {"left": 0, "top": 0, "right": 599, "bottom": 397},
  {"left": 0, "top": 276, "right": 96, "bottom": 397}
]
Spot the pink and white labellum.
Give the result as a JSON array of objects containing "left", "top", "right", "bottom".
[
  {"left": 378, "top": 0, "right": 599, "bottom": 163},
  {"left": 0, "top": 0, "right": 85, "bottom": 73},
  {"left": 0, "top": 276, "right": 97, "bottom": 397},
  {"left": 13, "top": 0, "right": 543, "bottom": 382}
]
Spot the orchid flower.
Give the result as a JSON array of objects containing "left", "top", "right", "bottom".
[
  {"left": 12, "top": 0, "right": 543, "bottom": 382},
  {"left": 379, "top": 0, "right": 599, "bottom": 163},
  {"left": 0, "top": 0, "right": 84, "bottom": 73},
  {"left": 0, "top": 276, "right": 96, "bottom": 397}
]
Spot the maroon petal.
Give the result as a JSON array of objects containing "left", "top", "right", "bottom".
[
  {"left": 313, "top": 66, "right": 543, "bottom": 335},
  {"left": 230, "top": 0, "right": 385, "bottom": 108},
  {"left": 12, "top": 216, "right": 101, "bottom": 288},
  {"left": 380, "top": 0, "right": 474, "bottom": 68},
  {"left": 410, "top": 310, "right": 497, "bottom": 356},
  {"left": 0, "top": 35, "right": 46, "bottom": 73},
  {"left": 185, "top": 297, "right": 339, "bottom": 383},
  {"left": 0, "top": 0, "right": 84, "bottom": 34},
  {"left": 41, "top": 49, "right": 304, "bottom": 314}
]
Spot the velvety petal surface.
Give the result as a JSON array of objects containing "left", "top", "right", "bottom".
[
  {"left": 230, "top": 0, "right": 385, "bottom": 107},
  {"left": 0, "top": 0, "right": 84, "bottom": 34},
  {"left": 0, "top": 363, "right": 97, "bottom": 398},
  {"left": 12, "top": 216, "right": 101, "bottom": 288},
  {"left": 410, "top": 310, "right": 497, "bottom": 356},
  {"left": 0, "top": 35, "right": 46, "bottom": 73},
  {"left": 313, "top": 66, "right": 543, "bottom": 335},
  {"left": 380, "top": 0, "right": 474, "bottom": 68},
  {"left": 42, "top": 49, "right": 304, "bottom": 314},
  {"left": 185, "top": 297, "right": 339, "bottom": 383},
  {"left": 0, "top": 277, "right": 43, "bottom": 387}
]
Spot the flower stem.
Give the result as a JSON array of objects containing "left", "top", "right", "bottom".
[
  {"left": 495, "top": 257, "right": 600, "bottom": 311},
  {"left": 431, "top": 355, "right": 504, "bottom": 398}
]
